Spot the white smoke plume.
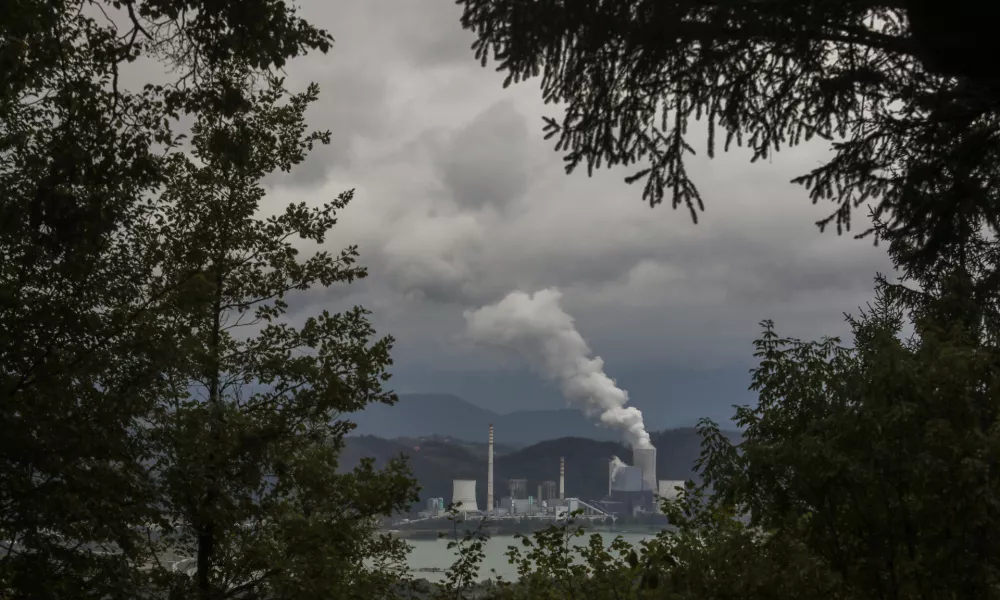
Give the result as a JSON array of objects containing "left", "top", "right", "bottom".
[
  {"left": 609, "top": 456, "right": 628, "bottom": 483},
  {"left": 464, "top": 288, "right": 653, "bottom": 449}
]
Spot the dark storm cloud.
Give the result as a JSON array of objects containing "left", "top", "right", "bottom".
[
  {"left": 261, "top": 0, "right": 897, "bottom": 408},
  {"left": 434, "top": 100, "right": 531, "bottom": 208},
  {"left": 264, "top": 64, "right": 390, "bottom": 189},
  {"left": 724, "top": 250, "right": 886, "bottom": 305}
]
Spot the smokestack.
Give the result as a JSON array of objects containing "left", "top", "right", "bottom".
[
  {"left": 487, "top": 424, "right": 494, "bottom": 515},
  {"left": 559, "top": 456, "right": 565, "bottom": 500}
]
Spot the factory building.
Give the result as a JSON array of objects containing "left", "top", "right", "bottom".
[
  {"left": 418, "top": 497, "right": 447, "bottom": 519},
  {"left": 508, "top": 478, "right": 528, "bottom": 500},
  {"left": 502, "top": 496, "right": 542, "bottom": 516},
  {"left": 436, "top": 424, "right": 612, "bottom": 523},
  {"left": 537, "top": 480, "right": 557, "bottom": 502},
  {"left": 611, "top": 466, "right": 644, "bottom": 492},
  {"left": 605, "top": 446, "right": 660, "bottom": 515}
]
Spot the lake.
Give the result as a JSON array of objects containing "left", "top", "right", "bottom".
[{"left": 403, "top": 531, "right": 656, "bottom": 583}]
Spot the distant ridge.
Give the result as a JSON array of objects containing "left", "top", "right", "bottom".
[{"left": 347, "top": 393, "right": 625, "bottom": 446}]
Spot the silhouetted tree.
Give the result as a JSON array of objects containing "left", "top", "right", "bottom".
[
  {"left": 0, "top": 1, "right": 336, "bottom": 596},
  {"left": 455, "top": 0, "right": 1000, "bottom": 299},
  {"left": 146, "top": 69, "right": 418, "bottom": 599}
]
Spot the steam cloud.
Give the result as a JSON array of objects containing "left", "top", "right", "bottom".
[
  {"left": 464, "top": 288, "right": 653, "bottom": 449},
  {"left": 609, "top": 456, "right": 628, "bottom": 482}
]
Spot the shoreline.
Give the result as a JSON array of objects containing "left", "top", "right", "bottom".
[{"left": 383, "top": 523, "right": 666, "bottom": 541}]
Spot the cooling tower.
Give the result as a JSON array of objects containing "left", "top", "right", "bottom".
[
  {"left": 632, "top": 447, "right": 657, "bottom": 492},
  {"left": 451, "top": 479, "right": 479, "bottom": 513},
  {"left": 559, "top": 456, "right": 565, "bottom": 500},
  {"left": 487, "top": 424, "right": 494, "bottom": 515}
]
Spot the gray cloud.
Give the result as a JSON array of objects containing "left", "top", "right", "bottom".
[
  {"left": 262, "top": 62, "right": 390, "bottom": 189},
  {"left": 434, "top": 100, "right": 531, "bottom": 208},
  {"left": 256, "top": 0, "right": 895, "bottom": 419}
]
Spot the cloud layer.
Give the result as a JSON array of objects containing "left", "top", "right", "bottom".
[{"left": 249, "top": 0, "right": 893, "bottom": 419}]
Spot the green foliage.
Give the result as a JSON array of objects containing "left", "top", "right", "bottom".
[
  {"left": 431, "top": 505, "right": 493, "bottom": 600},
  {"left": 0, "top": 1, "right": 414, "bottom": 597},
  {"left": 431, "top": 511, "right": 650, "bottom": 600},
  {"left": 706, "top": 285, "right": 1000, "bottom": 600},
  {"left": 142, "top": 72, "right": 418, "bottom": 599},
  {"left": 495, "top": 514, "right": 643, "bottom": 600}
]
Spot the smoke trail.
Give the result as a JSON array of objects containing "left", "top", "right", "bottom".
[
  {"left": 464, "top": 288, "right": 652, "bottom": 449},
  {"left": 609, "top": 456, "right": 628, "bottom": 483}
]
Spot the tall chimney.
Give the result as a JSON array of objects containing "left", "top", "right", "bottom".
[
  {"left": 487, "top": 424, "right": 494, "bottom": 515},
  {"left": 559, "top": 456, "right": 565, "bottom": 500}
]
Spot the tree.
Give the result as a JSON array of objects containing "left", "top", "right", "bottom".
[
  {"left": 0, "top": 0, "right": 337, "bottom": 596},
  {"left": 454, "top": 0, "right": 1000, "bottom": 292},
  {"left": 145, "top": 70, "right": 418, "bottom": 599},
  {"left": 653, "top": 278, "right": 1000, "bottom": 600}
]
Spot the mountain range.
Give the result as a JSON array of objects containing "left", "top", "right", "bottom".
[{"left": 347, "top": 393, "right": 672, "bottom": 447}]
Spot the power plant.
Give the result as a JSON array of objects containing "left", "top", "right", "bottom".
[
  {"left": 427, "top": 425, "right": 674, "bottom": 523},
  {"left": 603, "top": 446, "right": 673, "bottom": 516}
]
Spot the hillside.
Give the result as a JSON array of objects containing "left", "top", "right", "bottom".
[
  {"left": 340, "top": 428, "right": 741, "bottom": 514},
  {"left": 348, "top": 393, "right": 633, "bottom": 446}
]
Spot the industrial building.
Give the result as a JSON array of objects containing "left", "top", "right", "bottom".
[
  {"left": 508, "top": 478, "right": 528, "bottom": 500},
  {"left": 537, "top": 480, "right": 557, "bottom": 502},
  {"left": 417, "top": 497, "right": 447, "bottom": 519},
  {"left": 501, "top": 496, "right": 540, "bottom": 516},
  {"left": 442, "top": 430, "right": 667, "bottom": 521},
  {"left": 606, "top": 446, "right": 662, "bottom": 516},
  {"left": 443, "top": 425, "right": 611, "bottom": 523},
  {"left": 610, "top": 465, "right": 644, "bottom": 492}
]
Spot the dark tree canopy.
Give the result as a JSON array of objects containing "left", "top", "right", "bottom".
[
  {"left": 455, "top": 0, "right": 1000, "bottom": 289},
  {"left": 0, "top": 1, "right": 344, "bottom": 595}
]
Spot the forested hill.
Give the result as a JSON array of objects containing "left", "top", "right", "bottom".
[
  {"left": 340, "top": 428, "right": 741, "bottom": 513},
  {"left": 347, "top": 393, "right": 629, "bottom": 446}
]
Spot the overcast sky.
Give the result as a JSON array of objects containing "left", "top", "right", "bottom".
[{"left": 225, "top": 1, "right": 893, "bottom": 427}]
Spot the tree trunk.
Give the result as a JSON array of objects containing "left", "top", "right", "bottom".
[{"left": 197, "top": 261, "right": 225, "bottom": 599}]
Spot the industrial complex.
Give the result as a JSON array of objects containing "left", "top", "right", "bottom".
[{"left": 418, "top": 424, "right": 685, "bottom": 522}]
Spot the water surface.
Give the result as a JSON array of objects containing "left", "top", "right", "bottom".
[{"left": 404, "top": 531, "right": 655, "bottom": 583}]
